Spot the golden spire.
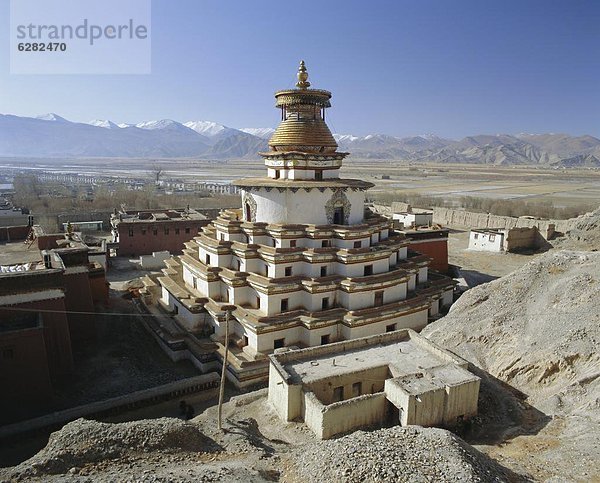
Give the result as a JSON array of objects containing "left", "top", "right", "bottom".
[{"left": 296, "top": 60, "right": 311, "bottom": 89}]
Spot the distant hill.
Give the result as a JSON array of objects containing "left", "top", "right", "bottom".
[{"left": 0, "top": 113, "right": 598, "bottom": 165}]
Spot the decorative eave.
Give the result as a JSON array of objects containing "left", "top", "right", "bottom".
[
  {"left": 343, "top": 297, "right": 431, "bottom": 328},
  {"left": 233, "top": 177, "right": 374, "bottom": 191},
  {"left": 274, "top": 88, "right": 332, "bottom": 108},
  {"left": 180, "top": 254, "right": 220, "bottom": 282},
  {"left": 339, "top": 269, "right": 411, "bottom": 293},
  {"left": 259, "top": 151, "right": 348, "bottom": 160}
]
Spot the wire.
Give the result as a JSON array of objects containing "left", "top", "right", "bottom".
[{"left": 0, "top": 305, "right": 173, "bottom": 319}]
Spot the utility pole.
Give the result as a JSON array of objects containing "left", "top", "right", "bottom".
[{"left": 217, "top": 308, "right": 232, "bottom": 431}]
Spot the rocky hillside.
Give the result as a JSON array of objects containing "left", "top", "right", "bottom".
[
  {"left": 424, "top": 250, "right": 599, "bottom": 415},
  {"left": 423, "top": 250, "right": 600, "bottom": 480}
]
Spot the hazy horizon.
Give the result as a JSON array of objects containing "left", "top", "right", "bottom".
[{"left": 1, "top": 0, "right": 598, "bottom": 138}]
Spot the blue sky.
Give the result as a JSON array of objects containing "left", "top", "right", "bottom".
[{"left": 0, "top": 0, "right": 598, "bottom": 138}]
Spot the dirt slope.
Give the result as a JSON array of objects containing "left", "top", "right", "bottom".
[{"left": 423, "top": 250, "right": 600, "bottom": 480}]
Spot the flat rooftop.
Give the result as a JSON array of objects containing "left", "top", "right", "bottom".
[
  {"left": 114, "top": 208, "right": 207, "bottom": 223},
  {"left": 0, "top": 241, "right": 42, "bottom": 266},
  {"left": 271, "top": 329, "right": 471, "bottom": 386}
]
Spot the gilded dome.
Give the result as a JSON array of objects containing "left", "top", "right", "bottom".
[{"left": 267, "top": 61, "right": 339, "bottom": 154}]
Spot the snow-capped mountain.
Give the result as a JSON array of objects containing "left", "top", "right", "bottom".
[
  {"left": 135, "top": 119, "right": 193, "bottom": 132},
  {"left": 184, "top": 120, "right": 230, "bottom": 137},
  {"left": 87, "top": 119, "right": 119, "bottom": 129},
  {"left": 240, "top": 127, "right": 276, "bottom": 139},
  {"left": 1, "top": 113, "right": 598, "bottom": 163},
  {"left": 0, "top": 114, "right": 210, "bottom": 158},
  {"left": 36, "top": 113, "right": 69, "bottom": 122}
]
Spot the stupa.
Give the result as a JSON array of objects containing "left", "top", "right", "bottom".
[{"left": 144, "top": 62, "right": 456, "bottom": 387}]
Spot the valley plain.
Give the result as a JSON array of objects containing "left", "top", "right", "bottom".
[{"left": 3, "top": 157, "right": 600, "bottom": 209}]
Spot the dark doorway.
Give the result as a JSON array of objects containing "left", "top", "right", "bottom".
[
  {"left": 245, "top": 202, "right": 252, "bottom": 221},
  {"left": 386, "top": 401, "right": 400, "bottom": 425},
  {"left": 333, "top": 207, "right": 344, "bottom": 225}
]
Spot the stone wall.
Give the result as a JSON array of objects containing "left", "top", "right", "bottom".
[
  {"left": 431, "top": 207, "right": 570, "bottom": 237},
  {"left": 0, "top": 225, "right": 31, "bottom": 242},
  {"left": 303, "top": 390, "right": 387, "bottom": 439},
  {"left": 504, "top": 227, "right": 539, "bottom": 251},
  {"left": 33, "top": 211, "right": 114, "bottom": 233}
]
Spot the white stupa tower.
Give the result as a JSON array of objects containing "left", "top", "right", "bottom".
[{"left": 150, "top": 62, "right": 455, "bottom": 387}]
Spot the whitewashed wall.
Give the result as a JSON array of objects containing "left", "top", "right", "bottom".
[
  {"left": 247, "top": 189, "right": 365, "bottom": 225},
  {"left": 468, "top": 231, "right": 504, "bottom": 252}
]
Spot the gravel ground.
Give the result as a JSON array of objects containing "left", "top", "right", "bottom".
[
  {"left": 0, "top": 393, "right": 523, "bottom": 483},
  {"left": 291, "top": 426, "right": 523, "bottom": 482}
]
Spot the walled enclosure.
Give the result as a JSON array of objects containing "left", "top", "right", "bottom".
[{"left": 268, "top": 329, "right": 480, "bottom": 439}]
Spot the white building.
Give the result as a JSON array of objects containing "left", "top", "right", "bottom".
[
  {"left": 143, "top": 62, "right": 455, "bottom": 387},
  {"left": 468, "top": 227, "right": 541, "bottom": 252},
  {"left": 392, "top": 206, "right": 433, "bottom": 229},
  {"left": 268, "top": 329, "right": 480, "bottom": 439},
  {"left": 468, "top": 229, "right": 505, "bottom": 252}
]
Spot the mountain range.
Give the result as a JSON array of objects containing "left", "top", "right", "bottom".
[{"left": 0, "top": 113, "right": 598, "bottom": 166}]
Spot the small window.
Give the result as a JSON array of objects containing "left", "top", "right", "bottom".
[
  {"left": 321, "top": 297, "right": 329, "bottom": 310},
  {"left": 280, "top": 298, "right": 289, "bottom": 312},
  {"left": 320, "top": 334, "right": 330, "bottom": 345},
  {"left": 352, "top": 382, "right": 362, "bottom": 397},
  {"left": 320, "top": 266, "right": 327, "bottom": 277},
  {"left": 321, "top": 240, "right": 330, "bottom": 248},
  {"left": 185, "top": 227, "right": 191, "bottom": 234},
  {"left": 128, "top": 228, "right": 134, "bottom": 237},
  {"left": 235, "top": 259, "right": 241, "bottom": 271},
  {"left": 474, "top": 233, "right": 479, "bottom": 239},
  {"left": 364, "top": 264, "right": 373, "bottom": 276},
  {"left": 274, "top": 338, "right": 285, "bottom": 349},
  {"left": 206, "top": 254, "right": 211, "bottom": 264},
  {"left": 284, "top": 266, "right": 292, "bottom": 277},
  {"left": 489, "top": 234, "right": 496, "bottom": 242},
  {"left": 333, "top": 386, "right": 344, "bottom": 402},
  {"left": 173, "top": 305, "right": 178, "bottom": 315},
  {"left": 354, "top": 241, "right": 362, "bottom": 249},
  {"left": 290, "top": 239, "right": 296, "bottom": 248},
  {"left": 315, "top": 170, "right": 323, "bottom": 180},
  {"left": 175, "top": 228, "right": 180, "bottom": 235},
  {"left": 220, "top": 233, "right": 225, "bottom": 241},
  {"left": 374, "top": 290, "right": 384, "bottom": 306},
  {"left": 164, "top": 227, "right": 169, "bottom": 235},
  {"left": 386, "top": 323, "right": 396, "bottom": 332},
  {"left": 272, "top": 238, "right": 277, "bottom": 247},
  {"left": 274, "top": 170, "right": 280, "bottom": 179},
  {"left": 256, "top": 297, "right": 261, "bottom": 309}
]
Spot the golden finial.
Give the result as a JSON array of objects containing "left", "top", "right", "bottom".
[{"left": 296, "top": 60, "right": 310, "bottom": 89}]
